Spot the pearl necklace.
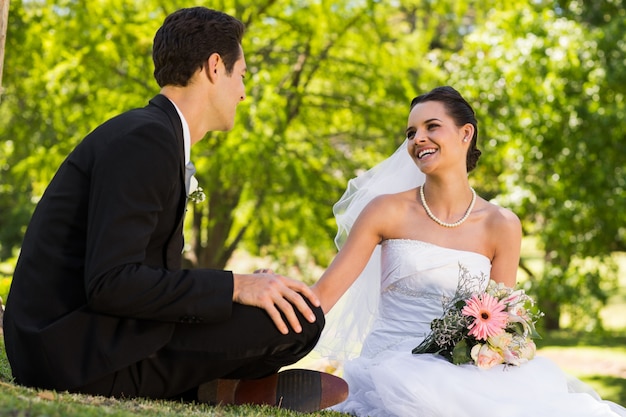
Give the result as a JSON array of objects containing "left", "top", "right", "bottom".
[{"left": 419, "top": 185, "right": 476, "bottom": 228}]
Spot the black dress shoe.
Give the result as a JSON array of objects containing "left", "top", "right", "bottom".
[{"left": 197, "top": 369, "right": 349, "bottom": 413}]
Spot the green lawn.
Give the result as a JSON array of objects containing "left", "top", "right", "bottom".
[
  {"left": 2, "top": 250, "right": 625, "bottom": 414},
  {"left": 0, "top": 332, "right": 344, "bottom": 417},
  {"left": 535, "top": 330, "right": 626, "bottom": 407},
  {"left": 1, "top": 329, "right": 625, "bottom": 416}
]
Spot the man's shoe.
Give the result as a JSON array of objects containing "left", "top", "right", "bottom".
[{"left": 197, "top": 369, "right": 348, "bottom": 413}]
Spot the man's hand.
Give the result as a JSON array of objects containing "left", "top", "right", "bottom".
[{"left": 232, "top": 272, "right": 320, "bottom": 335}]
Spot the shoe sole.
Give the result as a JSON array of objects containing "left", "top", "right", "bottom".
[
  {"left": 199, "top": 369, "right": 348, "bottom": 413},
  {"left": 275, "top": 369, "right": 324, "bottom": 412}
]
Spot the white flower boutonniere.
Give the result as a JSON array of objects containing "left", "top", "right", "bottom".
[{"left": 187, "top": 175, "right": 206, "bottom": 204}]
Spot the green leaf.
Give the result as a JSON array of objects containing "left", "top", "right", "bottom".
[{"left": 451, "top": 339, "right": 472, "bottom": 365}]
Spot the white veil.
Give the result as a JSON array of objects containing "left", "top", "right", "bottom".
[{"left": 315, "top": 139, "right": 425, "bottom": 362}]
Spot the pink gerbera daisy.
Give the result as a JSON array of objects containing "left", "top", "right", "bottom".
[{"left": 461, "top": 293, "right": 508, "bottom": 340}]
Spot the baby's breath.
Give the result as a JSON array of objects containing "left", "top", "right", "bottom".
[
  {"left": 412, "top": 264, "right": 542, "bottom": 368},
  {"left": 188, "top": 187, "right": 206, "bottom": 204}
]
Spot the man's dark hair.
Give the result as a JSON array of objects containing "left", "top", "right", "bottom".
[
  {"left": 152, "top": 7, "right": 245, "bottom": 87},
  {"left": 410, "top": 86, "right": 482, "bottom": 172}
]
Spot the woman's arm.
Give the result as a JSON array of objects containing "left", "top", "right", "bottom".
[
  {"left": 488, "top": 205, "right": 523, "bottom": 288},
  {"left": 312, "top": 195, "right": 396, "bottom": 313}
]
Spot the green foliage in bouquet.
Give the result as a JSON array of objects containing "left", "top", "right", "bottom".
[{"left": 413, "top": 265, "right": 543, "bottom": 369}]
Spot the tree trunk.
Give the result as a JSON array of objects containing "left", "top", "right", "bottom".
[
  {"left": 541, "top": 298, "right": 561, "bottom": 330},
  {"left": 0, "top": 0, "right": 8, "bottom": 99}
]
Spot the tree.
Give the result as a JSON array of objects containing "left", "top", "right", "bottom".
[
  {"left": 181, "top": 0, "right": 494, "bottom": 274},
  {"left": 183, "top": 0, "right": 402, "bottom": 272},
  {"left": 1, "top": 0, "right": 498, "bottom": 272},
  {"left": 0, "top": 0, "right": 8, "bottom": 97},
  {"left": 0, "top": 0, "right": 159, "bottom": 259},
  {"left": 445, "top": 1, "right": 626, "bottom": 329},
  {"left": 1, "top": 0, "right": 623, "bottom": 331}
]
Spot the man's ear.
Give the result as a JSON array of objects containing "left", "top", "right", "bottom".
[{"left": 206, "top": 53, "right": 221, "bottom": 82}]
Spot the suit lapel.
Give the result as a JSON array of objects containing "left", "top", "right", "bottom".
[{"left": 148, "top": 94, "right": 189, "bottom": 264}]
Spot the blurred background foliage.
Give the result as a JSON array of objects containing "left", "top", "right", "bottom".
[{"left": 0, "top": 0, "right": 625, "bottom": 331}]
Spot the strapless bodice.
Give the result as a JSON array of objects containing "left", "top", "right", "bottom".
[{"left": 360, "top": 239, "right": 492, "bottom": 358}]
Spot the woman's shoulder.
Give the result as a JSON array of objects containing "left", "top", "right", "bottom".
[
  {"left": 366, "top": 189, "right": 417, "bottom": 212},
  {"left": 355, "top": 189, "right": 418, "bottom": 227},
  {"left": 481, "top": 199, "right": 522, "bottom": 235}
]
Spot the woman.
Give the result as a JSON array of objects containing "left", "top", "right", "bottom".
[{"left": 312, "top": 86, "right": 626, "bottom": 416}]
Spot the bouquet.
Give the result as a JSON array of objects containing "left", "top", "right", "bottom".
[{"left": 412, "top": 264, "right": 543, "bottom": 369}]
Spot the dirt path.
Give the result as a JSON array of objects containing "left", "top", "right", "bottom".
[{"left": 539, "top": 349, "right": 626, "bottom": 379}]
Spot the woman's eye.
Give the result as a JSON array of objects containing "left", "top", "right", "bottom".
[
  {"left": 406, "top": 131, "right": 416, "bottom": 140},
  {"left": 427, "top": 124, "right": 439, "bottom": 130}
]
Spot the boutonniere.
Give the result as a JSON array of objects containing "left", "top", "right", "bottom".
[{"left": 188, "top": 176, "right": 206, "bottom": 204}]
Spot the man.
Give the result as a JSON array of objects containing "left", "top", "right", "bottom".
[{"left": 3, "top": 7, "right": 347, "bottom": 413}]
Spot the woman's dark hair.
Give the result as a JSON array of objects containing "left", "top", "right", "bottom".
[
  {"left": 152, "top": 7, "right": 245, "bottom": 87},
  {"left": 410, "top": 86, "right": 482, "bottom": 172}
]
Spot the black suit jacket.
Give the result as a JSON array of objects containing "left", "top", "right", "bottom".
[{"left": 3, "top": 95, "right": 233, "bottom": 390}]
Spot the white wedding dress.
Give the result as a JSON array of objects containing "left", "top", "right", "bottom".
[{"left": 330, "top": 239, "right": 626, "bottom": 417}]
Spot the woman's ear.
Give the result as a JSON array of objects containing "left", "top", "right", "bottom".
[{"left": 462, "top": 123, "right": 474, "bottom": 143}]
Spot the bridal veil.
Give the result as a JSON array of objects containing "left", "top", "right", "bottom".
[{"left": 315, "top": 139, "right": 425, "bottom": 361}]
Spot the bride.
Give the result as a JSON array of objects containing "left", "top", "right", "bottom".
[{"left": 311, "top": 86, "right": 626, "bottom": 417}]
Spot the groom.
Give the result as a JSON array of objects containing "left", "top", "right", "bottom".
[{"left": 2, "top": 7, "right": 347, "bottom": 412}]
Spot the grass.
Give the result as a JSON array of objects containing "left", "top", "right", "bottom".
[
  {"left": 535, "top": 330, "right": 626, "bottom": 406},
  {"left": 1, "top": 251, "right": 625, "bottom": 414},
  {"left": 0, "top": 332, "right": 344, "bottom": 417},
  {"left": 1, "top": 330, "right": 625, "bottom": 416}
]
